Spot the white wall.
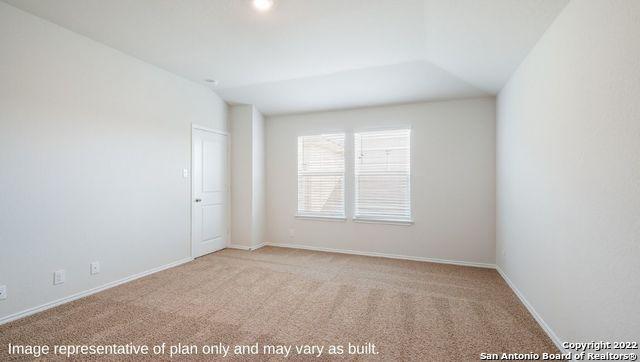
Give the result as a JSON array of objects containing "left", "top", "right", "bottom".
[
  {"left": 0, "top": 3, "right": 227, "bottom": 321},
  {"left": 266, "top": 98, "right": 496, "bottom": 265},
  {"left": 230, "top": 105, "right": 254, "bottom": 246},
  {"left": 497, "top": 0, "right": 640, "bottom": 344},
  {"left": 230, "top": 105, "right": 265, "bottom": 248},
  {"left": 251, "top": 109, "right": 266, "bottom": 247}
]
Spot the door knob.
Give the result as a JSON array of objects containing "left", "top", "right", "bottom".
[{"left": 194, "top": 198, "right": 202, "bottom": 203}]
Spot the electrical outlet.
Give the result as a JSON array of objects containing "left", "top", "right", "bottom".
[
  {"left": 288, "top": 228, "right": 295, "bottom": 238},
  {"left": 182, "top": 169, "right": 189, "bottom": 178},
  {"left": 53, "top": 270, "right": 65, "bottom": 285},
  {"left": 0, "top": 285, "right": 7, "bottom": 300},
  {"left": 90, "top": 261, "right": 100, "bottom": 275}
]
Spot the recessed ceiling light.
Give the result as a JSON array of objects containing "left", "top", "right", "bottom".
[
  {"left": 252, "top": 0, "right": 274, "bottom": 12},
  {"left": 204, "top": 79, "right": 218, "bottom": 86}
]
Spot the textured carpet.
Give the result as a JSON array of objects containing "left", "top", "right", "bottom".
[{"left": 0, "top": 246, "right": 557, "bottom": 360}]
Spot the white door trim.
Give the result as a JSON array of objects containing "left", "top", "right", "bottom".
[
  {"left": 192, "top": 124, "right": 228, "bottom": 135},
  {"left": 190, "top": 124, "right": 230, "bottom": 258}
]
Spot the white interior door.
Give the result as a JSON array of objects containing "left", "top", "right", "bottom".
[{"left": 192, "top": 127, "right": 228, "bottom": 258}]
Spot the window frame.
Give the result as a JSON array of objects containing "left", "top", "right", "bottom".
[
  {"left": 295, "top": 132, "right": 347, "bottom": 220},
  {"left": 294, "top": 127, "right": 413, "bottom": 226},
  {"left": 352, "top": 128, "right": 413, "bottom": 224}
]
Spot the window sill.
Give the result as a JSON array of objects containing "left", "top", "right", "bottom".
[
  {"left": 353, "top": 218, "right": 414, "bottom": 226},
  {"left": 295, "top": 214, "right": 347, "bottom": 222}
]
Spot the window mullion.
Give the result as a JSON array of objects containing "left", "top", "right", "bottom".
[{"left": 344, "top": 130, "right": 354, "bottom": 220}]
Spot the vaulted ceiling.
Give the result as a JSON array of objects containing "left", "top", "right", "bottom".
[{"left": 4, "top": 0, "right": 569, "bottom": 115}]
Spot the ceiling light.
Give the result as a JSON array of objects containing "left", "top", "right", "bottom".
[{"left": 252, "top": 0, "right": 274, "bottom": 12}]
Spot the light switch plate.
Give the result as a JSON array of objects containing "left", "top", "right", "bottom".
[
  {"left": 53, "top": 270, "right": 65, "bottom": 285},
  {"left": 0, "top": 285, "right": 6, "bottom": 300}
]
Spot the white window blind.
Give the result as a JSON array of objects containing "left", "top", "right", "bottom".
[
  {"left": 297, "top": 133, "right": 345, "bottom": 218},
  {"left": 354, "top": 129, "right": 411, "bottom": 222}
]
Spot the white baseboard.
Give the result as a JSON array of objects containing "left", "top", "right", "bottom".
[
  {"left": 0, "top": 257, "right": 193, "bottom": 326},
  {"left": 251, "top": 243, "right": 266, "bottom": 251},
  {"left": 496, "top": 266, "right": 565, "bottom": 353},
  {"left": 264, "top": 242, "right": 496, "bottom": 269},
  {"left": 226, "top": 244, "right": 251, "bottom": 250},
  {"left": 227, "top": 243, "right": 266, "bottom": 251}
]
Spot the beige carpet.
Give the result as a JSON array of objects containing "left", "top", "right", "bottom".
[{"left": 0, "top": 246, "right": 557, "bottom": 360}]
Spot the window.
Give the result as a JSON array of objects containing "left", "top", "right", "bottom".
[
  {"left": 354, "top": 129, "right": 411, "bottom": 222},
  {"left": 297, "top": 133, "right": 345, "bottom": 218}
]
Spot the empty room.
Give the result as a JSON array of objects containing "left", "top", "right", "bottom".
[{"left": 0, "top": 0, "right": 638, "bottom": 360}]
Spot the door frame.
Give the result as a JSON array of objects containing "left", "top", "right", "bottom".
[{"left": 190, "top": 123, "right": 230, "bottom": 258}]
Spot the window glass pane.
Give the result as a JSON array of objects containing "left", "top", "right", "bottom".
[
  {"left": 297, "top": 133, "right": 345, "bottom": 217},
  {"left": 354, "top": 129, "right": 411, "bottom": 221}
]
